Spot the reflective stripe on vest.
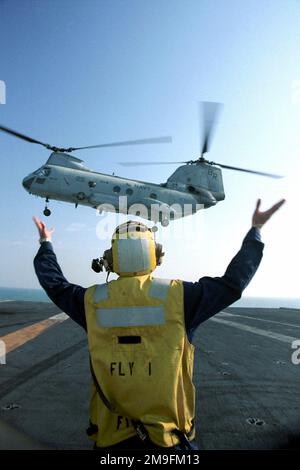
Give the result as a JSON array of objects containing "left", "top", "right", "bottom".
[
  {"left": 94, "top": 279, "right": 170, "bottom": 327},
  {"left": 94, "top": 278, "right": 170, "bottom": 304},
  {"left": 149, "top": 278, "right": 170, "bottom": 300},
  {"left": 94, "top": 284, "right": 109, "bottom": 303},
  {"left": 96, "top": 305, "right": 165, "bottom": 328}
]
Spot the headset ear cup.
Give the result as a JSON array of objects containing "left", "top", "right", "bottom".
[
  {"left": 104, "top": 248, "right": 113, "bottom": 272},
  {"left": 155, "top": 243, "right": 164, "bottom": 266}
]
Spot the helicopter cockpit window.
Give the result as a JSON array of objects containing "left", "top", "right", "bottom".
[
  {"left": 36, "top": 177, "right": 46, "bottom": 184},
  {"left": 42, "top": 167, "right": 51, "bottom": 177},
  {"left": 33, "top": 167, "right": 51, "bottom": 177}
]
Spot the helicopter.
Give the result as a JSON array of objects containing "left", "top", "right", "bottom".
[{"left": 0, "top": 102, "right": 282, "bottom": 226}]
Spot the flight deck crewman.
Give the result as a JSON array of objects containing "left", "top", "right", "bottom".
[{"left": 33, "top": 198, "right": 285, "bottom": 451}]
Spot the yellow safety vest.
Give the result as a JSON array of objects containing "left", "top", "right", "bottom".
[{"left": 84, "top": 275, "right": 195, "bottom": 448}]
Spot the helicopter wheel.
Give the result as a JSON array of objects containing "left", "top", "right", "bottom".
[
  {"left": 43, "top": 207, "right": 51, "bottom": 217},
  {"left": 161, "top": 218, "right": 169, "bottom": 227},
  {"left": 151, "top": 225, "right": 158, "bottom": 233}
]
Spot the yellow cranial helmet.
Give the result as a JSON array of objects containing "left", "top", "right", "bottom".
[
  {"left": 91, "top": 221, "right": 164, "bottom": 277},
  {"left": 111, "top": 221, "right": 161, "bottom": 277}
]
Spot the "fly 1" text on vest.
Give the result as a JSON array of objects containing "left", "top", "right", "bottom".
[{"left": 110, "top": 362, "right": 152, "bottom": 376}]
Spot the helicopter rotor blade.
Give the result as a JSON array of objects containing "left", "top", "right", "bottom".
[
  {"left": 0, "top": 125, "right": 172, "bottom": 153},
  {"left": 200, "top": 101, "right": 222, "bottom": 156},
  {"left": 118, "top": 160, "right": 187, "bottom": 167},
  {"left": 69, "top": 136, "right": 172, "bottom": 152},
  {"left": 0, "top": 124, "right": 52, "bottom": 149},
  {"left": 213, "top": 161, "right": 283, "bottom": 179}
]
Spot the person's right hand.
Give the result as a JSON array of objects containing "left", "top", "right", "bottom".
[{"left": 252, "top": 199, "right": 286, "bottom": 229}]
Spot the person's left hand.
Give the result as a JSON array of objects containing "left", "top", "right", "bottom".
[
  {"left": 33, "top": 216, "right": 55, "bottom": 241},
  {"left": 252, "top": 199, "right": 286, "bottom": 228}
]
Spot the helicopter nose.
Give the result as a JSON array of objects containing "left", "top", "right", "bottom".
[{"left": 22, "top": 176, "right": 35, "bottom": 191}]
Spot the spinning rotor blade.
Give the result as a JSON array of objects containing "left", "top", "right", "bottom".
[
  {"left": 200, "top": 101, "right": 222, "bottom": 156},
  {"left": 69, "top": 136, "right": 172, "bottom": 151},
  {"left": 119, "top": 102, "right": 283, "bottom": 179},
  {"left": 213, "top": 161, "right": 283, "bottom": 179},
  {"left": 119, "top": 160, "right": 185, "bottom": 167},
  {"left": 0, "top": 124, "right": 172, "bottom": 153},
  {"left": 120, "top": 158, "right": 283, "bottom": 179},
  {"left": 0, "top": 124, "right": 52, "bottom": 149}
]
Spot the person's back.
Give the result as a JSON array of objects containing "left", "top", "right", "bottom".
[
  {"left": 32, "top": 199, "right": 285, "bottom": 450},
  {"left": 86, "top": 274, "right": 195, "bottom": 448}
]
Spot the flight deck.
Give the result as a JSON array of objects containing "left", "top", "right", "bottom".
[{"left": 0, "top": 301, "right": 299, "bottom": 450}]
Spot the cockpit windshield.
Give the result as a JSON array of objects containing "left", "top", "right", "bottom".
[{"left": 33, "top": 167, "right": 51, "bottom": 177}]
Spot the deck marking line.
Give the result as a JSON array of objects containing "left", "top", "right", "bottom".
[
  {"left": 219, "top": 311, "right": 300, "bottom": 329},
  {"left": 0, "top": 312, "right": 68, "bottom": 354},
  {"left": 211, "top": 317, "right": 298, "bottom": 344}
]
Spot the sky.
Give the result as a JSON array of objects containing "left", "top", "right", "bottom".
[{"left": 0, "top": 0, "right": 299, "bottom": 301}]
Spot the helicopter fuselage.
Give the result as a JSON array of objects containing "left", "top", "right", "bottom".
[
  {"left": 22, "top": 153, "right": 225, "bottom": 224},
  {"left": 2, "top": 102, "right": 281, "bottom": 226}
]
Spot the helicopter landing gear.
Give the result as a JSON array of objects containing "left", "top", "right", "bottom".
[
  {"left": 43, "top": 198, "right": 51, "bottom": 217},
  {"left": 161, "top": 218, "right": 169, "bottom": 227},
  {"left": 151, "top": 225, "right": 158, "bottom": 233},
  {"left": 43, "top": 207, "right": 51, "bottom": 217}
]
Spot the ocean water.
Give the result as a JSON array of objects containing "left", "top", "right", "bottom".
[
  {"left": 0, "top": 286, "right": 300, "bottom": 309},
  {"left": 234, "top": 297, "right": 300, "bottom": 309},
  {"left": 0, "top": 287, "right": 49, "bottom": 302}
]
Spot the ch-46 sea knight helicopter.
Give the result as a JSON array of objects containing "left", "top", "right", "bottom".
[{"left": 0, "top": 102, "right": 282, "bottom": 226}]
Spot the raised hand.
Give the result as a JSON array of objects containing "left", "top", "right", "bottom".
[
  {"left": 252, "top": 199, "right": 286, "bottom": 228},
  {"left": 33, "top": 216, "right": 55, "bottom": 241}
]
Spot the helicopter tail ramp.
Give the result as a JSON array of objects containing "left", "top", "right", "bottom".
[{"left": 0, "top": 300, "right": 299, "bottom": 449}]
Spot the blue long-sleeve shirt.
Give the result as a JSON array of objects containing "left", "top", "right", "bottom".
[{"left": 33, "top": 227, "right": 264, "bottom": 342}]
